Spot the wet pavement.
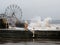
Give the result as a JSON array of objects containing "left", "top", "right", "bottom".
[{"left": 0, "top": 38, "right": 60, "bottom": 45}]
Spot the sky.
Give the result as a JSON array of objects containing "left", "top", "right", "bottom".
[{"left": 0, "top": 0, "right": 60, "bottom": 20}]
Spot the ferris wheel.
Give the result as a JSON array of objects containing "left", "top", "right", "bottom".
[
  {"left": 5, "top": 4, "right": 22, "bottom": 26},
  {"left": 5, "top": 4, "right": 22, "bottom": 21}
]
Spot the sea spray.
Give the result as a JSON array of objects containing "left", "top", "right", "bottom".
[{"left": 28, "top": 16, "right": 53, "bottom": 30}]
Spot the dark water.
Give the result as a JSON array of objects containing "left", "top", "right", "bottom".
[{"left": 0, "top": 38, "right": 60, "bottom": 45}]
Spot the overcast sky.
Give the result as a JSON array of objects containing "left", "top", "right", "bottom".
[{"left": 0, "top": 0, "right": 60, "bottom": 20}]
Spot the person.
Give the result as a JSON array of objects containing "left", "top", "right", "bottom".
[
  {"left": 24, "top": 21, "right": 28, "bottom": 31},
  {"left": 0, "top": 18, "right": 9, "bottom": 29}
]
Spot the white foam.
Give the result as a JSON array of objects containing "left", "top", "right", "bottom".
[{"left": 28, "top": 17, "right": 60, "bottom": 30}]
